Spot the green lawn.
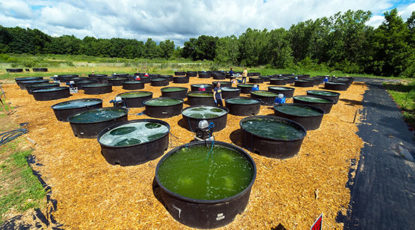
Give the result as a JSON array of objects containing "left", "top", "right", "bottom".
[{"left": 383, "top": 80, "right": 415, "bottom": 129}]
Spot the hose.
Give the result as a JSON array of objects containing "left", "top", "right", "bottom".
[{"left": 0, "top": 128, "right": 28, "bottom": 146}]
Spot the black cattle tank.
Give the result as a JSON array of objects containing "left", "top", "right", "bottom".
[
  {"left": 225, "top": 97, "right": 260, "bottom": 116},
  {"left": 32, "top": 87, "right": 70, "bottom": 101},
  {"left": 52, "top": 98, "right": 103, "bottom": 121},
  {"left": 68, "top": 108, "right": 128, "bottom": 138},
  {"left": 221, "top": 87, "right": 241, "bottom": 99},
  {"left": 144, "top": 98, "right": 183, "bottom": 118},
  {"left": 97, "top": 119, "right": 170, "bottom": 166},
  {"left": 182, "top": 106, "right": 228, "bottom": 132},
  {"left": 274, "top": 104, "right": 324, "bottom": 130},
  {"left": 118, "top": 91, "right": 153, "bottom": 108},
  {"left": 268, "top": 86, "right": 295, "bottom": 98},
  {"left": 161, "top": 87, "right": 188, "bottom": 99},
  {"left": 83, "top": 83, "right": 112, "bottom": 94},
  {"left": 240, "top": 116, "right": 307, "bottom": 158},
  {"left": 293, "top": 95, "right": 334, "bottom": 113},
  {"left": 187, "top": 92, "right": 216, "bottom": 106}
]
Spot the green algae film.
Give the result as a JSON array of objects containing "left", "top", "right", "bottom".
[
  {"left": 69, "top": 108, "right": 126, "bottom": 123},
  {"left": 183, "top": 106, "right": 227, "bottom": 119},
  {"left": 52, "top": 99, "right": 101, "bottom": 110},
  {"left": 275, "top": 105, "right": 322, "bottom": 116},
  {"left": 119, "top": 91, "right": 152, "bottom": 98},
  {"left": 241, "top": 117, "right": 304, "bottom": 140},
  {"left": 157, "top": 145, "right": 254, "bottom": 200},
  {"left": 99, "top": 122, "right": 168, "bottom": 147},
  {"left": 294, "top": 96, "right": 331, "bottom": 103},
  {"left": 226, "top": 98, "right": 259, "bottom": 104},
  {"left": 144, "top": 98, "right": 182, "bottom": 106},
  {"left": 187, "top": 92, "right": 213, "bottom": 97},
  {"left": 307, "top": 90, "right": 338, "bottom": 96},
  {"left": 161, "top": 87, "right": 187, "bottom": 92},
  {"left": 251, "top": 91, "right": 278, "bottom": 97}
]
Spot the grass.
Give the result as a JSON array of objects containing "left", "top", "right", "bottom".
[
  {"left": 1, "top": 53, "right": 412, "bottom": 81},
  {"left": 383, "top": 80, "right": 415, "bottom": 129},
  {"left": 0, "top": 140, "right": 46, "bottom": 225}
]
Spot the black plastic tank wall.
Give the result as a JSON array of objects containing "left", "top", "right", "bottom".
[
  {"left": 52, "top": 98, "right": 103, "bottom": 121},
  {"left": 173, "top": 76, "right": 189, "bottom": 83},
  {"left": 225, "top": 97, "right": 260, "bottom": 116},
  {"left": 324, "top": 82, "right": 348, "bottom": 91},
  {"left": 249, "top": 77, "right": 263, "bottom": 84},
  {"left": 294, "top": 80, "right": 314, "bottom": 87},
  {"left": 32, "top": 87, "right": 70, "bottom": 101},
  {"left": 268, "top": 86, "right": 295, "bottom": 98},
  {"left": 108, "top": 77, "right": 128, "bottom": 86},
  {"left": 144, "top": 98, "right": 183, "bottom": 118},
  {"left": 122, "top": 81, "right": 145, "bottom": 90},
  {"left": 221, "top": 87, "right": 241, "bottom": 99},
  {"left": 83, "top": 83, "right": 113, "bottom": 95},
  {"left": 269, "top": 78, "right": 287, "bottom": 85},
  {"left": 187, "top": 92, "right": 216, "bottom": 106},
  {"left": 181, "top": 106, "right": 229, "bottom": 132},
  {"left": 151, "top": 78, "right": 169, "bottom": 87},
  {"left": 154, "top": 141, "right": 256, "bottom": 229},
  {"left": 161, "top": 87, "right": 188, "bottom": 99},
  {"left": 273, "top": 104, "right": 324, "bottom": 130}
]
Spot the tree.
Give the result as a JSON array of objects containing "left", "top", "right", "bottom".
[
  {"left": 238, "top": 28, "right": 270, "bottom": 66},
  {"left": 266, "top": 29, "right": 293, "bottom": 68},
  {"left": 144, "top": 38, "right": 161, "bottom": 59},
  {"left": 372, "top": 8, "right": 410, "bottom": 76},
  {"left": 159, "top": 40, "right": 175, "bottom": 59},
  {"left": 214, "top": 35, "right": 239, "bottom": 65}
]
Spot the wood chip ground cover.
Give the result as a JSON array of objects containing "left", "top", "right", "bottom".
[{"left": 2, "top": 77, "right": 366, "bottom": 229}]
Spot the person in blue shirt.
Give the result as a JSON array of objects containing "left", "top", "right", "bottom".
[
  {"left": 251, "top": 84, "right": 259, "bottom": 91},
  {"left": 274, "top": 94, "right": 286, "bottom": 105},
  {"left": 229, "top": 67, "right": 234, "bottom": 77},
  {"left": 213, "top": 82, "right": 223, "bottom": 107}
]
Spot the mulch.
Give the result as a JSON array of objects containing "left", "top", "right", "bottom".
[{"left": 2, "top": 77, "right": 366, "bottom": 229}]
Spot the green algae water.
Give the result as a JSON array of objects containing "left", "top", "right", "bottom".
[
  {"left": 188, "top": 92, "right": 213, "bottom": 97},
  {"left": 183, "top": 106, "right": 227, "bottom": 119},
  {"left": 275, "top": 105, "right": 322, "bottom": 116},
  {"left": 157, "top": 144, "right": 254, "bottom": 200},
  {"left": 241, "top": 117, "right": 304, "bottom": 140},
  {"left": 222, "top": 87, "right": 239, "bottom": 91},
  {"left": 33, "top": 87, "right": 65, "bottom": 92},
  {"left": 124, "top": 81, "right": 143, "bottom": 84},
  {"left": 119, "top": 91, "right": 152, "bottom": 98},
  {"left": 83, "top": 83, "right": 110, "bottom": 88},
  {"left": 294, "top": 96, "right": 331, "bottom": 103},
  {"left": 192, "top": 84, "right": 211, "bottom": 88},
  {"left": 152, "top": 78, "right": 166, "bottom": 82},
  {"left": 307, "top": 90, "right": 338, "bottom": 96},
  {"left": 226, "top": 98, "right": 258, "bottom": 104},
  {"left": 269, "top": 86, "right": 292, "bottom": 91},
  {"left": 251, "top": 91, "right": 277, "bottom": 97},
  {"left": 52, "top": 99, "right": 101, "bottom": 110},
  {"left": 144, "top": 98, "right": 182, "bottom": 106},
  {"left": 161, "top": 87, "right": 187, "bottom": 92},
  {"left": 69, "top": 108, "right": 126, "bottom": 123},
  {"left": 99, "top": 121, "right": 168, "bottom": 147},
  {"left": 30, "top": 83, "right": 58, "bottom": 88},
  {"left": 238, "top": 84, "right": 254, "bottom": 88}
]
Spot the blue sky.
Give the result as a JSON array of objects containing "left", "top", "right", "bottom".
[{"left": 0, "top": 0, "right": 414, "bottom": 46}]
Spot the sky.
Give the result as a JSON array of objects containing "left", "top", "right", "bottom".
[{"left": 0, "top": 0, "right": 414, "bottom": 46}]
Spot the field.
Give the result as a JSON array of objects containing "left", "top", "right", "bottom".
[{"left": 0, "top": 66, "right": 368, "bottom": 229}]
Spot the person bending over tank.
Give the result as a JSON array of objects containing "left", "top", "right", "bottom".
[
  {"left": 213, "top": 82, "right": 223, "bottom": 107},
  {"left": 251, "top": 84, "right": 259, "bottom": 92},
  {"left": 274, "top": 94, "right": 286, "bottom": 106}
]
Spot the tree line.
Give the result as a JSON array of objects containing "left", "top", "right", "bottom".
[{"left": 0, "top": 9, "right": 414, "bottom": 77}]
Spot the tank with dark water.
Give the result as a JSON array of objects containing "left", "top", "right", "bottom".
[
  {"left": 83, "top": 83, "right": 112, "bottom": 94},
  {"left": 155, "top": 141, "right": 256, "bottom": 228},
  {"left": 27, "top": 83, "right": 60, "bottom": 94},
  {"left": 324, "top": 82, "right": 348, "bottom": 91},
  {"left": 144, "top": 98, "right": 183, "bottom": 118},
  {"left": 273, "top": 104, "right": 324, "bottom": 130},
  {"left": 187, "top": 92, "right": 216, "bottom": 106},
  {"left": 307, "top": 90, "right": 340, "bottom": 104},
  {"left": 68, "top": 108, "right": 128, "bottom": 138},
  {"left": 268, "top": 86, "right": 295, "bottom": 98},
  {"left": 161, "top": 87, "right": 188, "bottom": 99},
  {"left": 237, "top": 84, "right": 254, "bottom": 94},
  {"left": 98, "top": 119, "right": 170, "bottom": 166},
  {"left": 225, "top": 97, "right": 260, "bottom": 116},
  {"left": 293, "top": 95, "right": 334, "bottom": 113},
  {"left": 240, "top": 116, "right": 307, "bottom": 158},
  {"left": 182, "top": 106, "right": 228, "bottom": 132},
  {"left": 173, "top": 76, "right": 189, "bottom": 83},
  {"left": 52, "top": 98, "right": 103, "bottom": 121},
  {"left": 250, "top": 90, "right": 278, "bottom": 105},
  {"left": 151, "top": 78, "right": 169, "bottom": 87},
  {"left": 122, "top": 81, "right": 144, "bottom": 90},
  {"left": 32, "top": 87, "right": 70, "bottom": 101},
  {"left": 222, "top": 87, "right": 241, "bottom": 99},
  {"left": 118, "top": 91, "right": 153, "bottom": 108}
]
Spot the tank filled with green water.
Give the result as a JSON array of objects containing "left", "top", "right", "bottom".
[
  {"left": 275, "top": 104, "right": 322, "bottom": 116},
  {"left": 241, "top": 117, "right": 304, "bottom": 140},
  {"left": 293, "top": 96, "right": 331, "bottom": 103},
  {"left": 187, "top": 92, "right": 213, "bottom": 97},
  {"left": 119, "top": 91, "right": 152, "bottom": 98},
  {"left": 52, "top": 99, "right": 101, "bottom": 110},
  {"left": 69, "top": 108, "right": 126, "bottom": 123},
  {"left": 157, "top": 144, "right": 254, "bottom": 200},
  {"left": 99, "top": 121, "right": 169, "bottom": 147},
  {"left": 307, "top": 90, "right": 338, "bottom": 96},
  {"left": 251, "top": 91, "right": 277, "bottom": 97},
  {"left": 226, "top": 98, "right": 258, "bottom": 104},
  {"left": 161, "top": 87, "right": 187, "bottom": 92},
  {"left": 182, "top": 106, "right": 227, "bottom": 119},
  {"left": 144, "top": 98, "right": 182, "bottom": 106}
]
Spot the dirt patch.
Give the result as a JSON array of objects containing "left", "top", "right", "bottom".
[{"left": 2, "top": 78, "right": 366, "bottom": 229}]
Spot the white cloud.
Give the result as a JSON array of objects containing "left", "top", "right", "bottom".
[{"left": 0, "top": 0, "right": 413, "bottom": 46}]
